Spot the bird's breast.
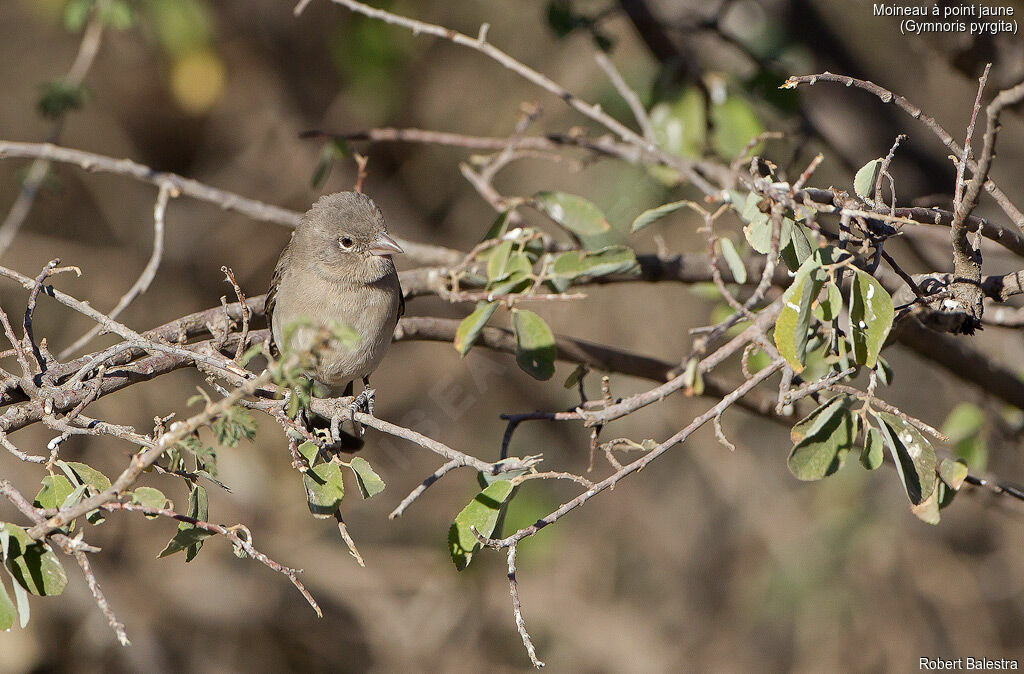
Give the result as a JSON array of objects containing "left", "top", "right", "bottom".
[{"left": 271, "top": 269, "right": 401, "bottom": 386}]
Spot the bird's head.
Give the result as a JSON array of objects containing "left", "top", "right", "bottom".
[{"left": 296, "top": 191, "right": 404, "bottom": 282}]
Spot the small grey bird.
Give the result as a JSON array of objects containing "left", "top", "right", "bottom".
[{"left": 266, "top": 191, "right": 404, "bottom": 447}]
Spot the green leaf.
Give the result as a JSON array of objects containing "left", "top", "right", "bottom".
[
  {"left": 158, "top": 485, "right": 211, "bottom": 561},
  {"left": 630, "top": 200, "right": 690, "bottom": 233},
  {"left": 737, "top": 193, "right": 768, "bottom": 252},
  {"left": 512, "top": 309, "right": 556, "bottom": 381},
  {"left": 938, "top": 458, "right": 969, "bottom": 491},
  {"left": 941, "top": 403, "right": 984, "bottom": 444},
  {"left": 910, "top": 477, "right": 942, "bottom": 525},
  {"left": 780, "top": 223, "right": 813, "bottom": 271},
  {"left": 448, "top": 480, "right": 514, "bottom": 570},
  {"left": 0, "top": 576, "right": 15, "bottom": 630},
  {"left": 349, "top": 457, "right": 386, "bottom": 499},
  {"left": 849, "top": 269, "right": 894, "bottom": 369},
  {"left": 813, "top": 281, "right": 843, "bottom": 322},
  {"left": 649, "top": 86, "right": 705, "bottom": 162},
  {"left": 953, "top": 435, "right": 987, "bottom": 472},
  {"left": 37, "top": 82, "right": 87, "bottom": 119},
  {"left": 563, "top": 364, "right": 586, "bottom": 389},
  {"left": 873, "top": 412, "right": 937, "bottom": 505},
  {"left": 854, "top": 159, "right": 882, "bottom": 199},
  {"left": 58, "top": 458, "right": 111, "bottom": 522},
  {"left": 710, "top": 95, "right": 764, "bottom": 160},
  {"left": 181, "top": 484, "right": 209, "bottom": 563},
  {"left": 177, "top": 434, "right": 217, "bottom": 477},
  {"left": 546, "top": 0, "right": 578, "bottom": 37},
  {"left": 774, "top": 256, "right": 825, "bottom": 372},
  {"left": 33, "top": 476, "right": 74, "bottom": 511},
  {"left": 548, "top": 246, "right": 639, "bottom": 283},
  {"left": 0, "top": 524, "right": 67, "bottom": 597},
  {"left": 487, "top": 269, "right": 533, "bottom": 296},
  {"left": 299, "top": 442, "right": 345, "bottom": 518},
  {"left": 9, "top": 575, "right": 28, "bottom": 628},
  {"left": 58, "top": 461, "right": 111, "bottom": 492},
  {"left": 860, "top": 427, "right": 884, "bottom": 470},
  {"left": 876, "top": 356, "right": 894, "bottom": 386},
  {"left": 486, "top": 240, "right": 514, "bottom": 281},
  {"left": 480, "top": 211, "right": 512, "bottom": 242},
  {"left": 454, "top": 301, "right": 499, "bottom": 356},
  {"left": 157, "top": 527, "right": 213, "bottom": 559},
  {"left": 681, "top": 358, "right": 704, "bottom": 396},
  {"left": 736, "top": 193, "right": 794, "bottom": 255},
  {"left": 64, "top": 0, "right": 93, "bottom": 32},
  {"left": 132, "top": 487, "right": 168, "bottom": 518},
  {"left": 532, "top": 191, "right": 611, "bottom": 236},
  {"left": 787, "top": 397, "right": 857, "bottom": 480},
  {"left": 99, "top": 0, "right": 134, "bottom": 29},
  {"left": 211, "top": 405, "right": 257, "bottom": 448},
  {"left": 718, "top": 237, "right": 747, "bottom": 284},
  {"left": 310, "top": 137, "right": 351, "bottom": 188}
]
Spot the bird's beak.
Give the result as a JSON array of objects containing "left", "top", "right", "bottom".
[{"left": 369, "top": 232, "right": 404, "bottom": 257}]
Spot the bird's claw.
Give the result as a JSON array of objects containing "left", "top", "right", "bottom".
[{"left": 349, "top": 387, "right": 375, "bottom": 418}]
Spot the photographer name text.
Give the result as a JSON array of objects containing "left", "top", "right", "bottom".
[{"left": 921, "top": 657, "right": 1019, "bottom": 671}]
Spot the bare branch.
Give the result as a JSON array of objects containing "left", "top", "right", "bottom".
[{"left": 60, "top": 181, "right": 174, "bottom": 358}]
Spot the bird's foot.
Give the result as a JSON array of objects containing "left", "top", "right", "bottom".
[{"left": 349, "top": 387, "right": 375, "bottom": 418}]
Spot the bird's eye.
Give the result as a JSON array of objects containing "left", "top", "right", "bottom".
[{"left": 339, "top": 237, "right": 354, "bottom": 250}]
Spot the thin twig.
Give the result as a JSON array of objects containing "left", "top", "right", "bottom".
[
  {"left": 60, "top": 182, "right": 173, "bottom": 358},
  {"left": 102, "top": 501, "right": 322, "bottom": 616},
  {"left": 389, "top": 459, "right": 459, "bottom": 519},
  {"left": 594, "top": 52, "right": 655, "bottom": 144},
  {"left": 507, "top": 544, "right": 545, "bottom": 668},
  {"left": 74, "top": 550, "right": 130, "bottom": 646},
  {"left": 0, "top": 0, "right": 108, "bottom": 253}
]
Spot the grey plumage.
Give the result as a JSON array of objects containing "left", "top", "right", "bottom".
[{"left": 266, "top": 191, "right": 404, "bottom": 391}]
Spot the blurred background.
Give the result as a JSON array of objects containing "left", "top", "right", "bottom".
[{"left": 2, "top": 0, "right": 1024, "bottom": 671}]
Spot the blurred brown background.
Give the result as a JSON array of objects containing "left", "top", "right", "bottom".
[{"left": 2, "top": 0, "right": 1024, "bottom": 671}]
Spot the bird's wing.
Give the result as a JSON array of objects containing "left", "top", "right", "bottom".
[
  {"left": 397, "top": 274, "right": 405, "bottom": 320},
  {"left": 265, "top": 235, "right": 293, "bottom": 358}
]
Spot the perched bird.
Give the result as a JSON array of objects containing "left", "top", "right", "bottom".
[{"left": 265, "top": 191, "right": 404, "bottom": 448}]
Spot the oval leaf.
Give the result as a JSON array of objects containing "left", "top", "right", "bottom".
[
  {"left": 532, "top": 191, "right": 610, "bottom": 236},
  {"left": 938, "top": 458, "right": 969, "bottom": 491},
  {"left": 454, "top": 301, "right": 499, "bottom": 356},
  {"left": 33, "top": 476, "right": 74, "bottom": 511},
  {"left": 813, "top": 281, "right": 843, "bottom": 322},
  {"left": 58, "top": 461, "right": 112, "bottom": 492},
  {"left": 873, "top": 411, "right": 937, "bottom": 505},
  {"left": 718, "top": 237, "right": 747, "bottom": 284},
  {"left": 849, "top": 269, "right": 894, "bottom": 369},
  {"left": 860, "top": 427, "right": 884, "bottom": 470},
  {"left": 512, "top": 309, "right": 556, "bottom": 381},
  {"left": 649, "top": 87, "right": 705, "bottom": 161},
  {"left": 349, "top": 457, "right": 386, "bottom": 499},
  {"left": 549, "top": 246, "right": 639, "bottom": 281},
  {"left": 159, "top": 484, "right": 212, "bottom": 561},
  {"left": 448, "top": 480, "right": 514, "bottom": 571},
  {"left": 854, "top": 158, "right": 882, "bottom": 199},
  {"left": 486, "top": 240, "right": 514, "bottom": 281},
  {"left": 0, "top": 577, "right": 15, "bottom": 630},
  {"left": 1, "top": 524, "right": 67, "bottom": 597},
  {"left": 299, "top": 441, "right": 345, "bottom": 518},
  {"left": 710, "top": 95, "right": 764, "bottom": 160},
  {"left": 631, "top": 200, "right": 690, "bottom": 233},
  {"left": 132, "top": 486, "right": 168, "bottom": 519},
  {"left": 774, "top": 256, "right": 824, "bottom": 372},
  {"left": 787, "top": 397, "right": 857, "bottom": 480}
]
